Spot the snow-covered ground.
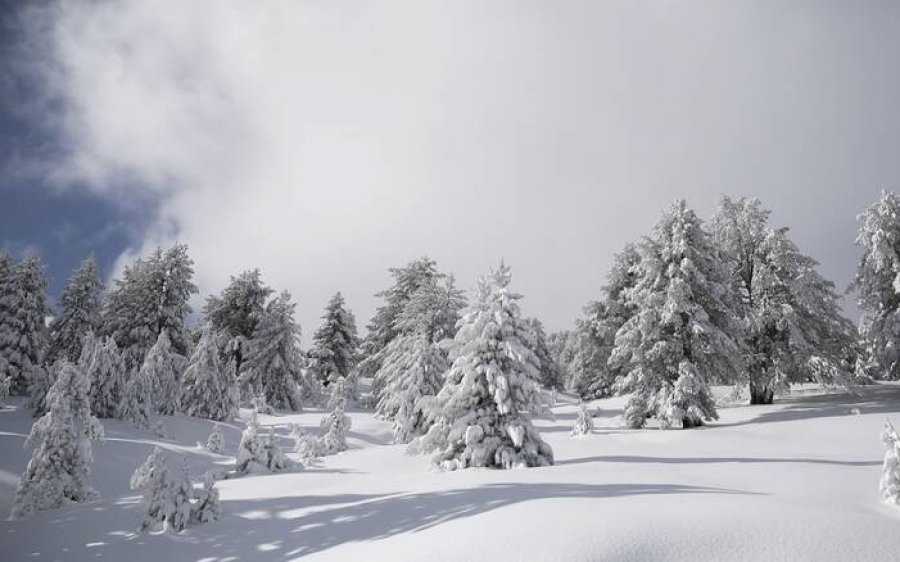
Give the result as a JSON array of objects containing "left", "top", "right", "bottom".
[{"left": 2, "top": 383, "right": 900, "bottom": 561}]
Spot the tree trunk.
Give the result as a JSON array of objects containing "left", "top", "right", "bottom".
[{"left": 749, "top": 383, "right": 774, "bottom": 405}]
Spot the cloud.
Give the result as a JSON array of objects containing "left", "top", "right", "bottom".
[{"left": 20, "top": 0, "right": 900, "bottom": 335}]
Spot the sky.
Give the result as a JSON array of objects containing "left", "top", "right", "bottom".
[{"left": 2, "top": 0, "right": 899, "bottom": 339}]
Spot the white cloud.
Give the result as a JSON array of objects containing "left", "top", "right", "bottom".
[{"left": 26, "top": 0, "right": 900, "bottom": 335}]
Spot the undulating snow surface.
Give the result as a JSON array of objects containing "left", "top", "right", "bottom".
[{"left": 2, "top": 384, "right": 899, "bottom": 561}]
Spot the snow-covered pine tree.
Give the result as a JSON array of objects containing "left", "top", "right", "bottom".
[
  {"left": 854, "top": 191, "right": 900, "bottom": 381},
  {"left": 121, "top": 355, "right": 155, "bottom": 428},
  {"left": 235, "top": 410, "right": 264, "bottom": 474},
  {"left": 569, "top": 244, "right": 641, "bottom": 399},
  {"left": 547, "top": 330, "right": 577, "bottom": 389},
  {"left": 138, "top": 330, "right": 183, "bottom": 416},
  {"left": 179, "top": 324, "right": 235, "bottom": 421},
  {"left": 11, "top": 361, "right": 104, "bottom": 518},
  {"left": 262, "top": 429, "right": 292, "bottom": 471},
  {"left": 102, "top": 245, "right": 196, "bottom": 372},
  {"left": 291, "top": 424, "right": 321, "bottom": 464},
  {"left": 129, "top": 448, "right": 195, "bottom": 532},
  {"left": 204, "top": 268, "right": 272, "bottom": 384},
  {"left": 375, "top": 334, "right": 449, "bottom": 443},
  {"left": 308, "top": 292, "right": 361, "bottom": 387},
  {"left": 191, "top": 473, "right": 221, "bottom": 524},
  {"left": 240, "top": 292, "right": 304, "bottom": 411},
  {"left": 207, "top": 423, "right": 225, "bottom": 454},
  {"left": 47, "top": 256, "right": 102, "bottom": 364},
  {"left": 319, "top": 390, "right": 351, "bottom": 455},
  {"left": 0, "top": 252, "right": 51, "bottom": 397},
  {"left": 571, "top": 402, "right": 595, "bottom": 437},
  {"left": 712, "top": 196, "right": 857, "bottom": 403},
  {"left": 88, "top": 336, "right": 127, "bottom": 419},
  {"left": 411, "top": 262, "right": 553, "bottom": 470},
  {"left": 523, "top": 318, "right": 564, "bottom": 391},
  {"left": 610, "top": 200, "right": 742, "bottom": 429},
  {"left": 881, "top": 420, "right": 900, "bottom": 505},
  {"left": 0, "top": 366, "right": 9, "bottom": 408},
  {"left": 26, "top": 364, "right": 52, "bottom": 417}
]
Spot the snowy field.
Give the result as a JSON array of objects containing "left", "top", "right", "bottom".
[{"left": 2, "top": 383, "right": 900, "bottom": 562}]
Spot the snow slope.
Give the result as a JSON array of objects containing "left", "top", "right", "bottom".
[{"left": 2, "top": 384, "right": 899, "bottom": 561}]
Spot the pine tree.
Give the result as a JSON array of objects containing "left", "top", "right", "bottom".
[
  {"left": 191, "top": 473, "right": 221, "bottom": 524},
  {"left": 0, "top": 252, "right": 51, "bottom": 396},
  {"left": 138, "top": 331, "right": 183, "bottom": 416},
  {"left": 130, "top": 448, "right": 197, "bottom": 532},
  {"left": 375, "top": 334, "right": 449, "bottom": 443},
  {"left": 308, "top": 292, "right": 361, "bottom": 389},
  {"left": 240, "top": 292, "right": 303, "bottom": 411},
  {"left": 610, "top": 200, "right": 742, "bottom": 429},
  {"left": 102, "top": 245, "right": 196, "bottom": 371},
  {"left": 88, "top": 336, "right": 127, "bottom": 419},
  {"left": 204, "top": 269, "right": 272, "bottom": 381},
  {"left": 180, "top": 324, "right": 235, "bottom": 421},
  {"left": 0, "top": 366, "right": 9, "bottom": 408},
  {"left": 523, "top": 318, "right": 564, "bottom": 391},
  {"left": 121, "top": 355, "right": 155, "bottom": 428},
  {"left": 235, "top": 410, "right": 293, "bottom": 473},
  {"left": 206, "top": 423, "right": 225, "bottom": 454},
  {"left": 319, "top": 383, "right": 352, "bottom": 455},
  {"left": 854, "top": 191, "right": 900, "bottom": 380},
  {"left": 27, "top": 364, "right": 53, "bottom": 417},
  {"left": 712, "top": 197, "right": 857, "bottom": 403},
  {"left": 570, "top": 402, "right": 595, "bottom": 437},
  {"left": 570, "top": 244, "right": 640, "bottom": 399},
  {"left": 11, "top": 362, "right": 104, "bottom": 518},
  {"left": 48, "top": 256, "right": 103, "bottom": 364},
  {"left": 411, "top": 263, "right": 553, "bottom": 470},
  {"left": 547, "top": 330, "right": 577, "bottom": 388}
]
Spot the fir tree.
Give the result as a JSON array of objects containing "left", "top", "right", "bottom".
[
  {"left": 11, "top": 362, "right": 104, "bottom": 518},
  {"left": 207, "top": 423, "right": 225, "bottom": 454},
  {"left": 375, "top": 334, "right": 449, "bottom": 443},
  {"left": 570, "top": 402, "right": 595, "bottom": 437},
  {"left": 139, "top": 331, "right": 183, "bottom": 416},
  {"left": 308, "top": 292, "right": 361, "bottom": 389},
  {"left": 121, "top": 355, "right": 155, "bottom": 428},
  {"left": 0, "top": 252, "right": 51, "bottom": 396},
  {"left": 319, "top": 382, "right": 352, "bottom": 455},
  {"left": 191, "top": 473, "right": 221, "bottom": 524},
  {"left": 48, "top": 256, "right": 102, "bottom": 364},
  {"left": 27, "top": 364, "right": 53, "bottom": 417},
  {"left": 610, "top": 200, "right": 742, "bottom": 429},
  {"left": 204, "top": 269, "right": 272, "bottom": 381},
  {"left": 88, "top": 336, "right": 127, "bottom": 419},
  {"left": 569, "top": 244, "right": 640, "bottom": 399},
  {"left": 180, "top": 324, "right": 235, "bottom": 421},
  {"left": 240, "top": 292, "right": 304, "bottom": 411},
  {"left": 411, "top": 263, "right": 553, "bottom": 470},
  {"left": 523, "top": 318, "right": 564, "bottom": 391},
  {"left": 881, "top": 420, "right": 900, "bottom": 505},
  {"left": 854, "top": 191, "right": 900, "bottom": 380},
  {"left": 712, "top": 196, "right": 857, "bottom": 403},
  {"left": 102, "top": 245, "right": 196, "bottom": 371},
  {"left": 130, "top": 448, "right": 196, "bottom": 532}
]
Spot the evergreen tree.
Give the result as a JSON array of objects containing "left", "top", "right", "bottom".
[
  {"left": 382, "top": 335, "right": 450, "bottom": 444},
  {"left": 48, "top": 256, "right": 103, "bottom": 364},
  {"left": 26, "top": 364, "right": 52, "bottom": 417},
  {"left": 88, "top": 336, "right": 127, "bottom": 419},
  {"left": 411, "top": 263, "right": 553, "bottom": 470},
  {"left": 121, "top": 355, "right": 155, "bottom": 428},
  {"left": 139, "top": 331, "right": 183, "bottom": 416},
  {"left": 547, "top": 330, "right": 577, "bottom": 388},
  {"left": 523, "top": 318, "right": 564, "bottom": 391},
  {"left": 204, "top": 269, "right": 272, "bottom": 380},
  {"left": 11, "top": 362, "right": 104, "bottom": 518},
  {"left": 712, "top": 196, "right": 857, "bottom": 403},
  {"left": 854, "top": 191, "right": 900, "bottom": 380},
  {"left": 319, "top": 380, "right": 352, "bottom": 455},
  {"left": 0, "top": 366, "right": 9, "bottom": 408},
  {"left": 610, "top": 200, "right": 741, "bottom": 429},
  {"left": 191, "top": 473, "right": 221, "bottom": 524},
  {"left": 102, "top": 245, "right": 196, "bottom": 371},
  {"left": 881, "top": 420, "right": 900, "bottom": 505},
  {"left": 570, "top": 244, "right": 640, "bottom": 399},
  {"left": 206, "top": 423, "right": 225, "bottom": 454},
  {"left": 130, "top": 448, "right": 196, "bottom": 532},
  {"left": 240, "top": 292, "right": 304, "bottom": 411},
  {"left": 308, "top": 292, "right": 361, "bottom": 387},
  {"left": 570, "top": 402, "right": 595, "bottom": 437},
  {"left": 235, "top": 410, "right": 293, "bottom": 473},
  {"left": 180, "top": 324, "right": 235, "bottom": 421},
  {"left": 0, "top": 252, "right": 51, "bottom": 396}
]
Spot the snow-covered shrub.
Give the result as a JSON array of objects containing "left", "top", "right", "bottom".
[
  {"left": 319, "top": 404, "right": 351, "bottom": 455},
  {"left": 880, "top": 420, "right": 900, "bottom": 505},
  {"left": 207, "top": 423, "right": 225, "bottom": 454},
  {"left": 235, "top": 410, "right": 293, "bottom": 473},
  {"left": 262, "top": 429, "right": 293, "bottom": 471},
  {"left": 291, "top": 424, "right": 321, "bottom": 465},
  {"left": 11, "top": 362, "right": 103, "bottom": 519},
  {"left": 130, "top": 448, "right": 219, "bottom": 532},
  {"left": 571, "top": 403, "right": 595, "bottom": 437},
  {"left": 251, "top": 393, "right": 275, "bottom": 415}
]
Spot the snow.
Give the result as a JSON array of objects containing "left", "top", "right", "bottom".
[{"left": 2, "top": 383, "right": 900, "bottom": 561}]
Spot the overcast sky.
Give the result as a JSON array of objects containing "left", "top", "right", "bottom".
[{"left": 2, "top": 0, "right": 899, "bottom": 338}]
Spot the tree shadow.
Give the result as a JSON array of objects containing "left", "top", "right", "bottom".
[
  {"left": 4, "top": 482, "right": 757, "bottom": 561},
  {"left": 556, "top": 454, "right": 880, "bottom": 467},
  {"left": 720, "top": 383, "right": 900, "bottom": 427}
]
